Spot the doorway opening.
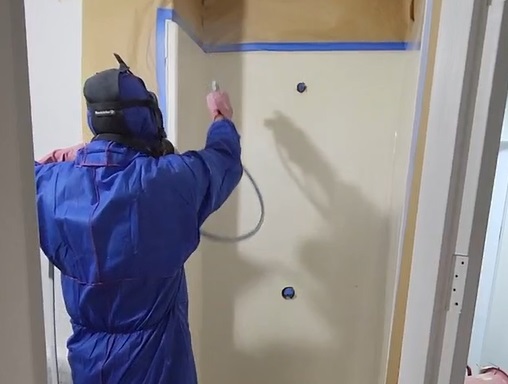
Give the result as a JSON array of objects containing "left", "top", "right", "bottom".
[{"left": 468, "top": 110, "right": 508, "bottom": 374}]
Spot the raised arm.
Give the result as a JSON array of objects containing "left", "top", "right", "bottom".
[
  {"left": 179, "top": 116, "right": 243, "bottom": 225},
  {"left": 34, "top": 144, "right": 84, "bottom": 262},
  {"left": 170, "top": 90, "right": 243, "bottom": 225}
]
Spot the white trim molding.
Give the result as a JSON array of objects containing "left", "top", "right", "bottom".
[{"left": 399, "top": 0, "right": 493, "bottom": 383}]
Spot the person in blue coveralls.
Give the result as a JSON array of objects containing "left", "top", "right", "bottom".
[{"left": 34, "top": 54, "right": 242, "bottom": 384}]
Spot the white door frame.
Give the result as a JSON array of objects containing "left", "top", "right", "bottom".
[
  {"left": 444, "top": 0, "right": 508, "bottom": 381},
  {"left": 0, "top": 0, "right": 47, "bottom": 382},
  {"left": 399, "top": 0, "right": 508, "bottom": 383}
]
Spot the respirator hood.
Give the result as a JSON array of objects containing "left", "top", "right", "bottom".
[{"left": 83, "top": 53, "right": 173, "bottom": 156}]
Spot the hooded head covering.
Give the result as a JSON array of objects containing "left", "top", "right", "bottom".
[{"left": 83, "top": 54, "right": 172, "bottom": 155}]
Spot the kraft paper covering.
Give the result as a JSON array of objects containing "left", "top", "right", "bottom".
[
  {"left": 407, "top": 0, "right": 425, "bottom": 43},
  {"left": 176, "top": 0, "right": 204, "bottom": 36},
  {"left": 203, "top": 0, "right": 416, "bottom": 45}
]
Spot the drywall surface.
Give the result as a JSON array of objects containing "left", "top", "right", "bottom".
[
  {"left": 24, "top": 0, "right": 83, "bottom": 382},
  {"left": 172, "top": 49, "right": 419, "bottom": 384}
]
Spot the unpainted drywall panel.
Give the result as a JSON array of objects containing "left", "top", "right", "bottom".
[
  {"left": 190, "top": 50, "right": 419, "bottom": 384},
  {"left": 203, "top": 0, "right": 412, "bottom": 44}
]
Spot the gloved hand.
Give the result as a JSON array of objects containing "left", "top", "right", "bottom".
[
  {"left": 206, "top": 90, "right": 233, "bottom": 120},
  {"left": 37, "top": 143, "right": 85, "bottom": 164}
]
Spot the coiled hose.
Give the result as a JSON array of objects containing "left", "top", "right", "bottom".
[{"left": 201, "top": 166, "right": 264, "bottom": 242}]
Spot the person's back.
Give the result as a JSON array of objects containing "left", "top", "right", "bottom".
[{"left": 35, "top": 56, "right": 242, "bottom": 384}]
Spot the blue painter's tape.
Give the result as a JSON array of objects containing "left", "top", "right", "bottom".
[
  {"left": 156, "top": 8, "right": 206, "bottom": 130},
  {"left": 156, "top": 7, "right": 419, "bottom": 54},
  {"left": 157, "top": 7, "right": 174, "bottom": 25},
  {"left": 155, "top": 8, "right": 170, "bottom": 129},
  {"left": 154, "top": 7, "right": 422, "bottom": 129},
  {"left": 205, "top": 41, "right": 410, "bottom": 53}
]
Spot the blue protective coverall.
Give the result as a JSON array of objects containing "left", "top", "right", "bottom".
[{"left": 34, "top": 71, "right": 242, "bottom": 384}]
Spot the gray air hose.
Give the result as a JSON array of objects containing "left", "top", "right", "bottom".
[
  {"left": 190, "top": 80, "right": 265, "bottom": 242},
  {"left": 200, "top": 166, "right": 265, "bottom": 242}
]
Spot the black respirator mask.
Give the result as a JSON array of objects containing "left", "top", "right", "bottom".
[{"left": 83, "top": 53, "right": 174, "bottom": 157}]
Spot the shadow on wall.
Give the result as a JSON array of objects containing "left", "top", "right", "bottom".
[{"left": 199, "top": 109, "right": 391, "bottom": 382}]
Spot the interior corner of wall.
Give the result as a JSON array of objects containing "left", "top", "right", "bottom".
[
  {"left": 172, "top": 0, "right": 204, "bottom": 40},
  {"left": 405, "top": 0, "right": 426, "bottom": 46},
  {"left": 385, "top": 0, "right": 443, "bottom": 381}
]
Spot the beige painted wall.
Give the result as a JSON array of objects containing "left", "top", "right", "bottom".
[{"left": 170, "top": 48, "right": 417, "bottom": 384}]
